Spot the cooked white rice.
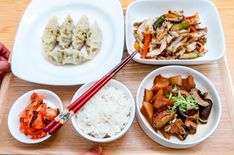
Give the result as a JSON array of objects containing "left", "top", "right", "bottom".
[{"left": 75, "top": 84, "right": 132, "bottom": 139}]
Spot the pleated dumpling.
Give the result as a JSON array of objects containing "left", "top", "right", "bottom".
[
  {"left": 86, "top": 22, "right": 102, "bottom": 58},
  {"left": 46, "top": 46, "right": 63, "bottom": 65},
  {"left": 61, "top": 48, "right": 80, "bottom": 65},
  {"left": 57, "top": 15, "right": 74, "bottom": 48},
  {"left": 42, "top": 15, "right": 102, "bottom": 65},
  {"left": 72, "top": 15, "right": 90, "bottom": 50},
  {"left": 42, "top": 17, "right": 59, "bottom": 52},
  {"left": 47, "top": 47, "right": 79, "bottom": 65}
]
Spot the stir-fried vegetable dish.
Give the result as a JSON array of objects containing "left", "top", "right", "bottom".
[
  {"left": 19, "top": 93, "right": 59, "bottom": 139},
  {"left": 133, "top": 10, "right": 208, "bottom": 60},
  {"left": 141, "top": 74, "right": 212, "bottom": 140}
]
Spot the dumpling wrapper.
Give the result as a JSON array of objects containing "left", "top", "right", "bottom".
[
  {"left": 42, "top": 17, "right": 59, "bottom": 52},
  {"left": 85, "top": 22, "right": 102, "bottom": 59},
  {"left": 45, "top": 46, "right": 64, "bottom": 65},
  {"left": 57, "top": 15, "right": 74, "bottom": 48},
  {"left": 72, "top": 15, "right": 90, "bottom": 50},
  {"left": 43, "top": 15, "right": 102, "bottom": 65},
  {"left": 46, "top": 46, "right": 90, "bottom": 65}
]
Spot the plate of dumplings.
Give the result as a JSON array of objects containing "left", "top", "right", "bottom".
[
  {"left": 12, "top": 0, "right": 124, "bottom": 85},
  {"left": 43, "top": 15, "right": 102, "bottom": 65}
]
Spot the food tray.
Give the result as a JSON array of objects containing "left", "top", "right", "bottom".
[
  {"left": 1, "top": 1, "right": 234, "bottom": 154},
  {"left": 1, "top": 53, "right": 234, "bottom": 154}
]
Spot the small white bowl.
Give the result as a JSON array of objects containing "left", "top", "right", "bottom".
[
  {"left": 136, "top": 66, "right": 221, "bottom": 148},
  {"left": 8, "top": 89, "right": 63, "bottom": 144},
  {"left": 71, "top": 79, "right": 135, "bottom": 143}
]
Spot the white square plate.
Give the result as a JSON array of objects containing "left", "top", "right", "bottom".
[
  {"left": 126, "top": 0, "right": 225, "bottom": 65},
  {"left": 12, "top": 0, "right": 124, "bottom": 85}
]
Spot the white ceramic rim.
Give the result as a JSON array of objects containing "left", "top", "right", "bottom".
[
  {"left": 125, "top": 0, "right": 225, "bottom": 65},
  {"left": 71, "top": 79, "right": 135, "bottom": 143},
  {"left": 136, "top": 65, "right": 222, "bottom": 147},
  {"left": 7, "top": 89, "right": 63, "bottom": 144},
  {"left": 12, "top": 0, "right": 124, "bottom": 85}
]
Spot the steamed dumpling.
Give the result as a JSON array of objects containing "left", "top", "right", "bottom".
[
  {"left": 42, "top": 17, "right": 59, "bottom": 52},
  {"left": 57, "top": 15, "right": 74, "bottom": 48},
  {"left": 61, "top": 48, "right": 80, "bottom": 65},
  {"left": 72, "top": 15, "right": 90, "bottom": 50},
  {"left": 46, "top": 46, "right": 63, "bottom": 65},
  {"left": 47, "top": 47, "right": 78, "bottom": 65},
  {"left": 47, "top": 47, "right": 89, "bottom": 65},
  {"left": 86, "top": 22, "right": 102, "bottom": 58},
  {"left": 42, "top": 15, "right": 102, "bottom": 65}
]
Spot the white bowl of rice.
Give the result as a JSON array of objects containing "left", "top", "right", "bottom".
[{"left": 71, "top": 79, "right": 135, "bottom": 143}]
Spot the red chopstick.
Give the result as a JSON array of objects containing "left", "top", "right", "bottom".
[
  {"left": 44, "top": 52, "right": 137, "bottom": 135},
  {"left": 0, "top": 43, "right": 10, "bottom": 60},
  {"left": 44, "top": 65, "right": 114, "bottom": 132}
]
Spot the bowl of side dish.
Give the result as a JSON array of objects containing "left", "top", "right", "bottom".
[
  {"left": 126, "top": 0, "right": 225, "bottom": 65},
  {"left": 136, "top": 66, "right": 221, "bottom": 148},
  {"left": 71, "top": 79, "right": 135, "bottom": 143},
  {"left": 8, "top": 89, "right": 63, "bottom": 144}
]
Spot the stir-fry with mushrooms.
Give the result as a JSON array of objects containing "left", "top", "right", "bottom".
[
  {"left": 133, "top": 10, "right": 208, "bottom": 60},
  {"left": 140, "top": 74, "right": 212, "bottom": 140}
]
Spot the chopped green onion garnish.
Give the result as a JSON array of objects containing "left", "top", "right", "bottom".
[{"left": 167, "top": 93, "right": 198, "bottom": 113}]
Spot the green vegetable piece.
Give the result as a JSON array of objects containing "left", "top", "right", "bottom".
[
  {"left": 171, "top": 21, "right": 190, "bottom": 31},
  {"left": 179, "top": 51, "right": 199, "bottom": 59},
  {"left": 153, "top": 15, "right": 165, "bottom": 30},
  {"left": 167, "top": 93, "right": 198, "bottom": 113}
]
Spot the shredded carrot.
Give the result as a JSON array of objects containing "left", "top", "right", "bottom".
[
  {"left": 185, "top": 15, "right": 196, "bottom": 20},
  {"left": 189, "top": 25, "right": 196, "bottom": 32},
  {"left": 197, "top": 45, "right": 204, "bottom": 52},
  {"left": 141, "top": 34, "right": 152, "bottom": 59}
]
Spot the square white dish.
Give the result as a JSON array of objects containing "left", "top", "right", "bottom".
[
  {"left": 12, "top": 0, "right": 124, "bottom": 85},
  {"left": 125, "top": 0, "right": 225, "bottom": 65}
]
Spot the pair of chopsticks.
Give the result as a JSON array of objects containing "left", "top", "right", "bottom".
[{"left": 44, "top": 51, "right": 137, "bottom": 135}]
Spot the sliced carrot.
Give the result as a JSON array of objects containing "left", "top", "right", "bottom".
[
  {"left": 185, "top": 15, "right": 196, "bottom": 20},
  {"left": 141, "top": 33, "right": 152, "bottom": 59},
  {"left": 197, "top": 45, "right": 204, "bottom": 52},
  {"left": 189, "top": 25, "right": 196, "bottom": 32}
]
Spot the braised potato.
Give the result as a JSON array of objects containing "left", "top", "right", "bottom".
[
  {"left": 141, "top": 102, "right": 155, "bottom": 121},
  {"left": 140, "top": 105, "right": 148, "bottom": 120},
  {"left": 187, "top": 75, "right": 196, "bottom": 89},
  {"left": 151, "top": 88, "right": 164, "bottom": 103},
  {"left": 144, "top": 89, "right": 154, "bottom": 102},
  {"left": 169, "top": 75, "right": 182, "bottom": 86},
  {"left": 182, "top": 75, "right": 196, "bottom": 91},
  {"left": 182, "top": 79, "right": 187, "bottom": 90},
  {"left": 154, "top": 96, "right": 174, "bottom": 110},
  {"left": 152, "top": 75, "right": 169, "bottom": 92}
]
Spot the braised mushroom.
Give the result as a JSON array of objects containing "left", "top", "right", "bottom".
[
  {"left": 185, "top": 114, "right": 198, "bottom": 134},
  {"left": 152, "top": 110, "right": 175, "bottom": 129},
  {"left": 177, "top": 108, "right": 188, "bottom": 120},
  {"left": 168, "top": 119, "right": 188, "bottom": 141},
  {"left": 199, "top": 99, "right": 213, "bottom": 124},
  {"left": 191, "top": 88, "right": 209, "bottom": 107},
  {"left": 185, "top": 118, "right": 197, "bottom": 134}
]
